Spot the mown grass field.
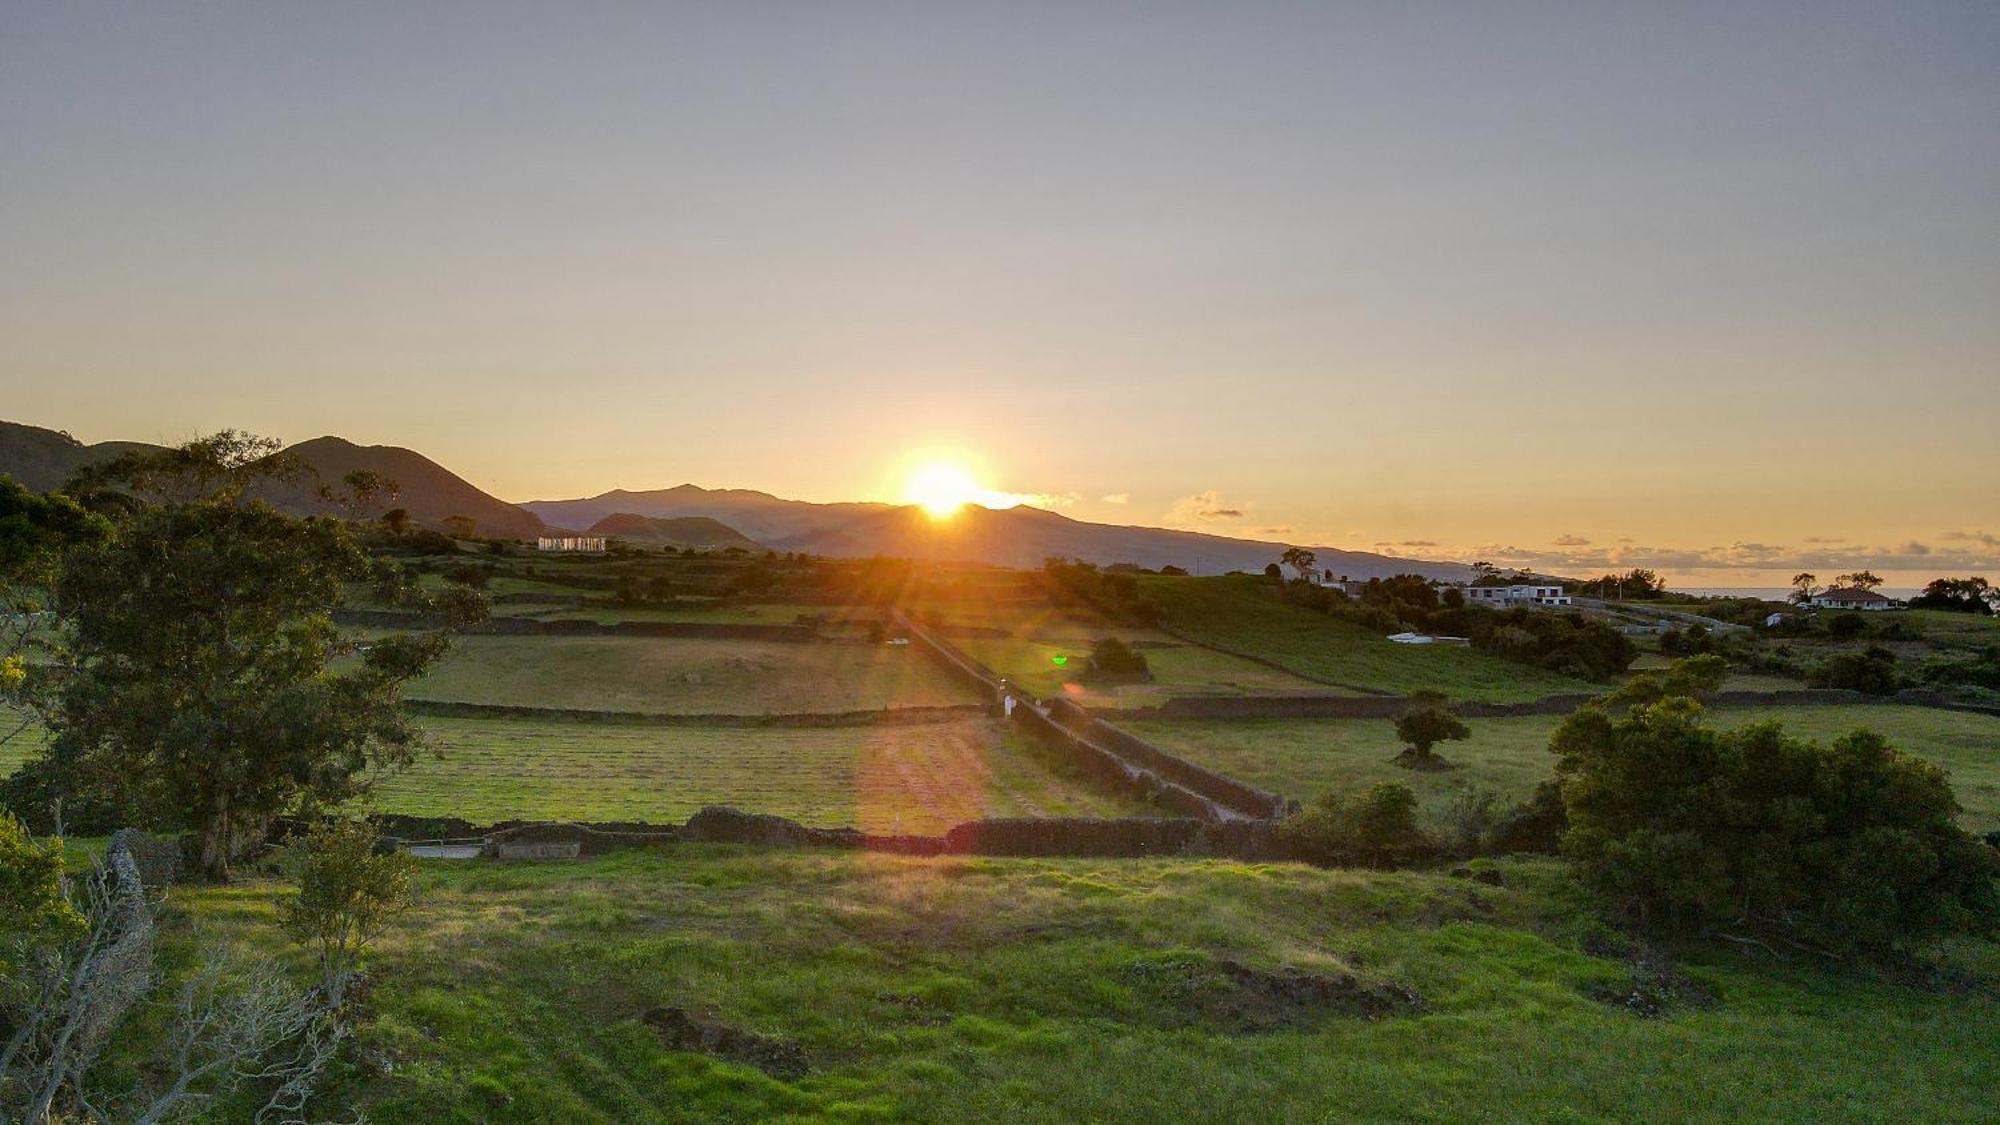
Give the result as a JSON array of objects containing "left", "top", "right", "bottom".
[
  {"left": 410, "top": 635, "right": 978, "bottom": 715},
  {"left": 367, "top": 716, "right": 1141, "bottom": 832},
  {"left": 1125, "top": 704, "right": 2000, "bottom": 828},
  {"left": 1, "top": 710, "right": 1139, "bottom": 833},
  {"left": 952, "top": 635, "right": 1345, "bottom": 709},
  {"left": 1135, "top": 575, "right": 1601, "bottom": 703},
  {"left": 146, "top": 846, "right": 2000, "bottom": 1122}
]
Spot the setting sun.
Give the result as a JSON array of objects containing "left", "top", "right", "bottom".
[{"left": 903, "top": 461, "right": 984, "bottom": 519}]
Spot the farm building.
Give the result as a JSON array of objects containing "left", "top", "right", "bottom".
[
  {"left": 1809, "top": 587, "right": 1899, "bottom": 611},
  {"left": 536, "top": 536, "right": 607, "bottom": 553},
  {"left": 1460, "top": 584, "right": 1572, "bottom": 607}
]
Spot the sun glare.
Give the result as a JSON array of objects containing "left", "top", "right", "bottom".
[{"left": 904, "top": 461, "right": 983, "bottom": 519}]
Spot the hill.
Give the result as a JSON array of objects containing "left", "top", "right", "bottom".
[
  {"left": 529, "top": 484, "right": 1467, "bottom": 580},
  {"left": 585, "top": 512, "right": 763, "bottom": 550},
  {"left": 0, "top": 419, "right": 165, "bottom": 490},
  {"left": 268, "top": 436, "right": 547, "bottom": 540},
  {"left": 524, "top": 485, "right": 893, "bottom": 543},
  {"left": 774, "top": 502, "right": 1467, "bottom": 580}
]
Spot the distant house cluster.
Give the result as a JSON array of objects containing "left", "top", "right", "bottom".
[
  {"left": 536, "top": 536, "right": 607, "bottom": 553},
  {"left": 1807, "top": 586, "right": 1899, "bottom": 611},
  {"left": 1461, "top": 583, "right": 1573, "bottom": 607}
]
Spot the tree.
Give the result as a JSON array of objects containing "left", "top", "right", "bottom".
[
  {"left": 1277, "top": 782, "right": 1434, "bottom": 866},
  {"left": 0, "top": 478, "right": 109, "bottom": 765},
  {"left": 1789, "top": 572, "right": 1820, "bottom": 605},
  {"left": 380, "top": 507, "right": 411, "bottom": 535},
  {"left": 1835, "top": 570, "right": 1883, "bottom": 592},
  {"left": 1262, "top": 562, "right": 1282, "bottom": 580},
  {"left": 1908, "top": 577, "right": 1995, "bottom": 615},
  {"left": 32, "top": 435, "right": 483, "bottom": 880},
  {"left": 1549, "top": 700, "right": 1997, "bottom": 952},
  {"left": 1087, "top": 637, "right": 1150, "bottom": 678},
  {"left": 278, "top": 819, "right": 414, "bottom": 981},
  {"left": 1393, "top": 696, "right": 1470, "bottom": 770},
  {"left": 440, "top": 514, "right": 477, "bottom": 539},
  {"left": 1601, "top": 654, "right": 1727, "bottom": 709},
  {"left": 1279, "top": 547, "right": 1318, "bottom": 582}
]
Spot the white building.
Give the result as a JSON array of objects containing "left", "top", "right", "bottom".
[
  {"left": 1461, "top": 584, "right": 1572, "bottom": 608},
  {"left": 536, "top": 536, "right": 607, "bottom": 553},
  {"left": 1808, "top": 587, "right": 1898, "bottom": 611}
]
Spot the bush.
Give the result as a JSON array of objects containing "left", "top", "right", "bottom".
[
  {"left": 1807, "top": 645, "right": 1901, "bottom": 695},
  {"left": 1087, "top": 637, "right": 1150, "bottom": 678},
  {"left": 1278, "top": 783, "right": 1437, "bottom": 866},
  {"left": 278, "top": 819, "right": 416, "bottom": 973},
  {"left": 1550, "top": 700, "right": 1998, "bottom": 953},
  {"left": 1826, "top": 613, "right": 1867, "bottom": 639}
]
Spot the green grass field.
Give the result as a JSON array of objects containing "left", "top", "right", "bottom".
[
  {"left": 410, "top": 635, "right": 979, "bottom": 715},
  {"left": 365, "top": 715, "right": 1140, "bottom": 832},
  {"left": 1136, "top": 575, "right": 1601, "bottom": 703},
  {"left": 146, "top": 846, "right": 2000, "bottom": 1122},
  {"left": 0, "top": 708, "right": 1140, "bottom": 834},
  {"left": 952, "top": 635, "right": 1346, "bottom": 709},
  {"left": 1124, "top": 704, "right": 2000, "bottom": 828}
]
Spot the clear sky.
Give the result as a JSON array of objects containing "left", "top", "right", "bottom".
[{"left": 3, "top": 2, "right": 1995, "bottom": 587}]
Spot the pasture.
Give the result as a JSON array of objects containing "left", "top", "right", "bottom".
[
  {"left": 156, "top": 846, "right": 2000, "bottom": 1122},
  {"left": 367, "top": 715, "right": 1138, "bottom": 832},
  {"left": 408, "top": 634, "right": 979, "bottom": 715},
  {"left": 1124, "top": 704, "right": 2000, "bottom": 827},
  {"left": 1135, "top": 575, "right": 1601, "bottom": 703},
  {"left": 951, "top": 635, "right": 1346, "bottom": 709}
]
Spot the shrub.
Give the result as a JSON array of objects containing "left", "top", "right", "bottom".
[
  {"left": 278, "top": 819, "right": 416, "bottom": 975},
  {"left": 1278, "top": 783, "right": 1436, "bottom": 866},
  {"left": 1826, "top": 613, "right": 1867, "bottom": 639},
  {"left": 0, "top": 815, "right": 85, "bottom": 971},
  {"left": 1087, "top": 637, "right": 1150, "bottom": 678},
  {"left": 1807, "top": 645, "right": 1901, "bottom": 695},
  {"left": 1550, "top": 700, "right": 1998, "bottom": 953},
  {"left": 1393, "top": 702, "right": 1469, "bottom": 769},
  {"left": 1601, "top": 654, "right": 1727, "bottom": 709}
]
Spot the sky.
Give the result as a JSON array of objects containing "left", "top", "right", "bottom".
[{"left": 3, "top": 2, "right": 1996, "bottom": 588}]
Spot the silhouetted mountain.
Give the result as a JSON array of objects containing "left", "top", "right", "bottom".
[
  {"left": 0, "top": 420, "right": 164, "bottom": 490},
  {"left": 6, "top": 419, "right": 1466, "bottom": 576},
  {"left": 523, "top": 486, "right": 891, "bottom": 543},
  {"left": 586, "top": 513, "right": 764, "bottom": 551},
  {"left": 269, "top": 437, "right": 546, "bottom": 539},
  {"left": 769, "top": 502, "right": 1469, "bottom": 580},
  {"left": 0, "top": 422, "right": 546, "bottom": 540}
]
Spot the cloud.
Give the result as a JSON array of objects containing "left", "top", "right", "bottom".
[
  {"left": 1943, "top": 530, "right": 2000, "bottom": 547},
  {"left": 1100, "top": 493, "right": 1129, "bottom": 505},
  {"left": 1801, "top": 536, "right": 1846, "bottom": 544},
  {"left": 1259, "top": 526, "right": 1293, "bottom": 536},
  {"left": 1552, "top": 534, "right": 1591, "bottom": 547},
  {"left": 1400, "top": 539, "right": 1439, "bottom": 548},
  {"left": 988, "top": 490, "right": 1078, "bottom": 510},
  {"left": 1412, "top": 537, "right": 1998, "bottom": 575},
  {"left": 1165, "top": 490, "right": 1249, "bottom": 527}
]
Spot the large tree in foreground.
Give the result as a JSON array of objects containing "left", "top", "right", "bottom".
[{"left": 36, "top": 433, "right": 481, "bottom": 879}]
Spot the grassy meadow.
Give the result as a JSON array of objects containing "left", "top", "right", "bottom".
[
  {"left": 409, "top": 635, "right": 978, "bottom": 715},
  {"left": 143, "top": 846, "right": 2000, "bottom": 1123},
  {"left": 365, "top": 716, "right": 1141, "bottom": 832},
  {"left": 1135, "top": 575, "right": 1600, "bottom": 703},
  {"left": 952, "top": 635, "right": 1345, "bottom": 709},
  {"left": 1125, "top": 704, "right": 2000, "bottom": 828}
]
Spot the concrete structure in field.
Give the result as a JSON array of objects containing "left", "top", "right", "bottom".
[
  {"left": 1461, "top": 583, "right": 1572, "bottom": 607},
  {"left": 1808, "top": 587, "right": 1899, "bottom": 611},
  {"left": 536, "top": 536, "right": 607, "bottom": 553}
]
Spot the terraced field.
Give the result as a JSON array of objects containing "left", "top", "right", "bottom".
[
  {"left": 410, "top": 634, "right": 979, "bottom": 714},
  {"left": 1125, "top": 703, "right": 2000, "bottom": 826},
  {"left": 363, "top": 715, "right": 1137, "bottom": 832},
  {"left": 1135, "top": 575, "right": 1601, "bottom": 703},
  {"left": 952, "top": 635, "right": 1345, "bottom": 709}
]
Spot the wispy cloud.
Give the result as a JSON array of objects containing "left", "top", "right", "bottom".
[
  {"left": 1100, "top": 493, "right": 1130, "bottom": 505},
  {"left": 1942, "top": 530, "right": 2000, "bottom": 547},
  {"left": 1553, "top": 534, "right": 1591, "bottom": 547},
  {"left": 1165, "top": 489, "right": 1249, "bottom": 527}
]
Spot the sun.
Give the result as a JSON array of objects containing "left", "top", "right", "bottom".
[{"left": 903, "top": 461, "right": 983, "bottom": 519}]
